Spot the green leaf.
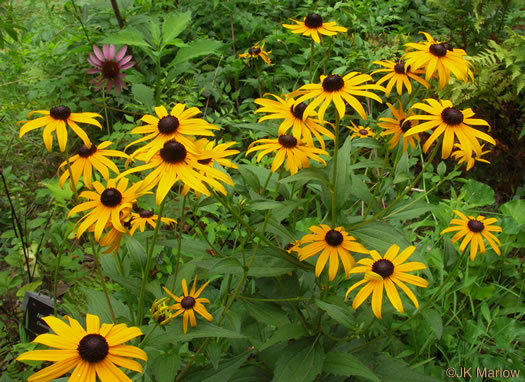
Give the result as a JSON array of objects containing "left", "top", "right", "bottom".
[
  {"left": 151, "top": 352, "right": 180, "bottom": 381},
  {"left": 279, "top": 167, "right": 330, "bottom": 186},
  {"left": 162, "top": 12, "right": 192, "bottom": 45},
  {"left": 85, "top": 289, "right": 129, "bottom": 322},
  {"left": 185, "top": 352, "right": 250, "bottom": 382},
  {"left": 352, "top": 221, "right": 410, "bottom": 253},
  {"left": 437, "top": 161, "right": 446, "bottom": 177},
  {"left": 16, "top": 281, "right": 42, "bottom": 299},
  {"left": 394, "top": 151, "right": 409, "bottom": 184},
  {"left": 151, "top": 322, "right": 245, "bottom": 344},
  {"left": 132, "top": 84, "right": 154, "bottom": 110},
  {"left": 315, "top": 299, "right": 354, "bottom": 329},
  {"left": 238, "top": 164, "right": 261, "bottom": 191},
  {"left": 123, "top": 234, "right": 146, "bottom": 269},
  {"left": 41, "top": 179, "right": 73, "bottom": 204},
  {"left": 171, "top": 39, "right": 222, "bottom": 66},
  {"left": 259, "top": 323, "right": 308, "bottom": 351},
  {"left": 334, "top": 137, "right": 352, "bottom": 209},
  {"left": 422, "top": 309, "right": 443, "bottom": 339},
  {"left": 370, "top": 354, "right": 441, "bottom": 382},
  {"left": 387, "top": 200, "right": 437, "bottom": 220},
  {"left": 243, "top": 300, "right": 290, "bottom": 327},
  {"left": 273, "top": 339, "right": 324, "bottom": 382},
  {"left": 323, "top": 352, "right": 380, "bottom": 382},
  {"left": 247, "top": 254, "right": 295, "bottom": 277},
  {"left": 501, "top": 199, "right": 525, "bottom": 226},
  {"left": 194, "top": 257, "right": 243, "bottom": 274},
  {"left": 102, "top": 29, "right": 150, "bottom": 47},
  {"left": 461, "top": 179, "right": 495, "bottom": 207},
  {"left": 350, "top": 172, "right": 372, "bottom": 204}
]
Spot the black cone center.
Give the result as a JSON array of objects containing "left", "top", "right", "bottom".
[
  {"left": 325, "top": 230, "right": 343, "bottom": 246},
  {"left": 429, "top": 43, "right": 447, "bottom": 57},
  {"left": 467, "top": 220, "right": 484, "bottom": 233},
  {"left": 291, "top": 102, "right": 307, "bottom": 120},
  {"left": 181, "top": 296, "right": 196, "bottom": 309},
  {"left": 50, "top": 105, "right": 71, "bottom": 120},
  {"left": 160, "top": 140, "right": 187, "bottom": 163},
  {"left": 278, "top": 135, "right": 298, "bottom": 148},
  {"left": 77, "top": 334, "right": 109, "bottom": 363},
  {"left": 78, "top": 144, "right": 97, "bottom": 158},
  {"left": 100, "top": 188, "right": 122, "bottom": 207},
  {"left": 372, "top": 259, "right": 394, "bottom": 278},
  {"left": 322, "top": 75, "right": 344, "bottom": 92},
  {"left": 400, "top": 119, "right": 412, "bottom": 132},
  {"left": 139, "top": 210, "right": 154, "bottom": 218},
  {"left": 305, "top": 13, "right": 323, "bottom": 28},
  {"left": 102, "top": 61, "right": 120, "bottom": 79},
  {"left": 198, "top": 157, "right": 212, "bottom": 165},
  {"left": 158, "top": 116, "right": 180, "bottom": 134},
  {"left": 394, "top": 62, "right": 405, "bottom": 74},
  {"left": 359, "top": 129, "right": 369, "bottom": 136},
  {"left": 249, "top": 47, "right": 261, "bottom": 55},
  {"left": 441, "top": 107, "right": 464, "bottom": 125}
]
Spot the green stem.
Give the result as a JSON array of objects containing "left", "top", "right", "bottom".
[
  {"left": 137, "top": 199, "right": 166, "bottom": 325},
  {"left": 89, "top": 235, "right": 116, "bottom": 322},
  {"left": 155, "top": 51, "right": 162, "bottom": 105},
  {"left": 171, "top": 195, "right": 187, "bottom": 291},
  {"left": 348, "top": 139, "right": 442, "bottom": 231},
  {"left": 309, "top": 39, "right": 315, "bottom": 82},
  {"left": 52, "top": 250, "right": 63, "bottom": 316},
  {"left": 138, "top": 322, "right": 160, "bottom": 348},
  {"left": 70, "top": 0, "right": 91, "bottom": 44},
  {"left": 363, "top": 148, "right": 390, "bottom": 219},
  {"left": 330, "top": 113, "right": 340, "bottom": 228},
  {"left": 64, "top": 144, "right": 79, "bottom": 201},
  {"left": 235, "top": 295, "right": 311, "bottom": 302},
  {"left": 255, "top": 60, "right": 263, "bottom": 98},
  {"left": 102, "top": 88, "right": 110, "bottom": 136}
]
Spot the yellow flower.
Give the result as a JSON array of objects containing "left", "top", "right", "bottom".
[
  {"left": 18, "top": 105, "right": 102, "bottom": 152},
  {"left": 126, "top": 104, "right": 219, "bottom": 161},
  {"left": 404, "top": 98, "right": 495, "bottom": 161},
  {"left": 404, "top": 32, "right": 473, "bottom": 89},
  {"left": 67, "top": 177, "right": 149, "bottom": 241},
  {"left": 254, "top": 93, "right": 334, "bottom": 149},
  {"left": 246, "top": 135, "right": 328, "bottom": 175},
  {"left": 371, "top": 60, "right": 429, "bottom": 97},
  {"left": 119, "top": 140, "right": 230, "bottom": 204},
  {"left": 151, "top": 297, "right": 173, "bottom": 326},
  {"left": 294, "top": 73, "right": 384, "bottom": 122},
  {"left": 129, "top": 210, "right": 176, "bottom": 236},
  {"left": 347, "top": 122, "right": 374, "bottom": 140},
  {"left": 238, "top": 41, "right": 272, "bottom": 66},
  {"left": 345, "top": 245, "right": 428, "bottom": 318},
  {"left": 378, "top": 102, "right": 420, "bottom": 152},
  {"left": 451, "top": 143, "right": 490, "bottom": 171},
  {"left": 16, "top": 313, "right": 147, "bottom": 382},
  {"left": 58, "top": 141, "right": 128, "bottom": 190},
  {"left": 163, "top": 277, "right": 213, "bottom": 334},
  {"left": 289, "top": 224, "right": 369, "bottom": 281},
  {"left": 440, "top": 210, "right": 502, "bottom": 261},
  {"left": 282, "top": 13, "right": 347, "bottom": 44}
]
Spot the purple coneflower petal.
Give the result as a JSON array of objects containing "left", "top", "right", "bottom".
[
  {"left": 106, "top": 79, "right": 113, "bottom": 93},
  {"left": 108, "top": 45, "right": 116, "bottom": 60},
  {"left": 114, "top": 78, "right": 122, "bottom": 95},
  {"left": 93, "top": 45, "right": 104, "bottom": 61},
  {"left": 88, "top": 54, "right": 102, "bottom": 67},
  {"left": 115, "top": 46, "right": 128, "bottom": 62},
  {"left": 86, "top": 68, "right": 101, "bottom": 74},
  {"left": 120, "top": 61, "right": 135, "bottom": 70},
  {"left": 119, "top": 55, "right": 133, "bottom": 66}
]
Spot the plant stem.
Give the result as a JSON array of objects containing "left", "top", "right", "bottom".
[
  {"left": 155, "top": 52, "right": 162, "bottom": 105},
  {"left": 309, "top": 39, "right": 315, "bottom": 82},
  {"left": 52, "top": 249, "right": 63, "bottom": 315},
  {"left": 363, "top": 148, "right": 390, "bottom": 219},
  {"left": 110, "top": 0, "right": 125, "bottom": 29},
  {"left": 330, "top": 113, "right": 340, "bottom": 227},
  {"left": 170, "top": 195, "right": 187, "bottom": 291},
  {"left": 137, "top": 198, "right": 166, "bottom": 325},
  {"left": 89, "top": 235, "right": 116, "bottom": 322},
  {"left": 255, "top": 60, "right": 263, "bottom": 98},
  {"left": 70, "top": 0, "right": 91, "bottom": 44},
  {"left": 64, "top": 144, "right": 79, "bottom": 202}
]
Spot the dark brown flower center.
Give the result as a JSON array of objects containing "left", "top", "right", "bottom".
[
  {"left": 102, "top": 61, "right": 120, "bottom": 79},
  {"left": 359, "top": 129, "right": 369, "bottom": 136},
  {"left": 443, "top": 42, "right": 453, "bottom": 51},
  {"left": 158, "top": 116, "right": 180, "bottom": 135},
  {"left": 429, "top": 43, "right": 447, "bottom": 57},
  {"left": 139, "top": 210, "right": 154, "bottom": 218},
  {"left": 181, "top": 296, "right": 196, "bottom": 309},
  {"left": 278, "top": 135, "right": 298, "bottom": 148},
  {"left": 249, "top": 47, "right": 261, "bottom": 55},
  {"left": 400, "top": 119, "right": 412, "bottom": 132},
  {"left": 441, "top": 107, "right": 464, "bottom": 125},
  {"left": 50, "top": 105, "right": 71, "bottom": 120},
  {"left": 467, "top": 219, "right": 484, "bottom": 233},
  {"left": 198, "top": 157, "right": 213, "bottom": 165},
  {"left": 324, "top": 229, "right": 343, "bottom": 246},
  {"left": 291, "top": 102, "right": 307, "bottom": 120},
  {"left": 322, "top": 75, "right": 344, "bottom": 92},
  {"left": 372, "top": 259, "right": 394, "bottom": 278},
  {"left": 100, "top": 188, "right": 122, "bottom": 207},
  {"left": 471, "top": 151, "right": 477, "bottom": 158},
  {"left": 305, "top": 13, "right": 323, "bottom": 28},
  {"left": 77, "top": 334, "right": 109, "bottom": 363},
  {"left": 394, "top": 62, "right": 406, "bottom": 74},
  {"left": 78, "top": 144, "right": 97, "bottom": 157},
  {"left": 160, "top": 140, "right": 187, "bottom": 163}
]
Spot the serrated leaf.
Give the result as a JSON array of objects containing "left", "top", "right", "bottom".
[
  {"left": 461, "top": 179, "right": 494, "bottom": 207},
  {"left": 371, "top": 354, "right": 441, "bottom": 382},
  {"left": 422, "top": 309, "right": 442, "bottom": 339},
  {"left": 132, "top": 84, "right": 154, "bottom": 110},
  {"left": 315, "top": 299, "right": 354, "bottom": 329},
  {"left": 279, "top": 167, "right": 329, "bottom": 185},
  {"left": 323, "top": 352, "right": 380, "bottom": 382},
  {"left": 162, "top": 12, "right": 192, "bottom": 45},
  {"left": 352, "top": 221, "right": 410, "bottom": 253},
  {"left": 123, "top": 234, "right": 146, "bottom": 269},
  {"left": 500, "top": 199, "right": 525, "bottom": 226},
  {"left": 259, "top": 323, "right": 308, "bottom": 351},
  {"left": 273, "top": 339, "right": 324, "bottom": 382},
  {"left": 171, "top": 39, "right": 222, "bottom": 66},
  {"left": 243, "top": 300, "right": 290, "bottom": 327},
  {"left": 102, "top": 29, "right": 150, "bottom": 47}
]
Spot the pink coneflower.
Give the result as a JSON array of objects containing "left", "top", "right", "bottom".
[{"left": 87, "top": 44, "right": 134, "bottom": 95}]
